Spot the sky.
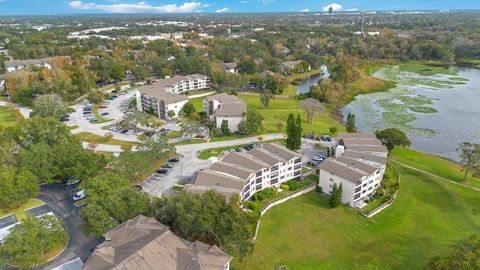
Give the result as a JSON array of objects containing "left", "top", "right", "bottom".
[{"left": 0, "top": 0, "right": 479, "bottom": 15}]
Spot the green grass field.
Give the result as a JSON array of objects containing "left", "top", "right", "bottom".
[
  {"left": 234, "top": 163, "right": 480, "bottom": 270},
  {"left": 0, "top": 199, "right": 44, "bottom": 220},
  {"left": 75, "top": 132, "right": 136, "bottom": 150},
  {"left": 187, "top": 96, "right": 204, "bottom": 112},
  {"left": 0, "top": 106, "right": 21, "bottom": 127},
  {"left": 239, "top": 94, "right": 345, "bottom": 135},
  {"left": 390, "top": 147, "right": 480, "bottom": 188}
]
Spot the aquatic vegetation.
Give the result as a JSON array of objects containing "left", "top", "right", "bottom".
[{"left": 345, "top": 63, "right": 470, "bottom": 137}]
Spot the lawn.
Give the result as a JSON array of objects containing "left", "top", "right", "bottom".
[
  {"left": 187, "top": 96, "right": 205, "bottom": 112},
  {"left": 287, "top": 69, "right": 321, "bottom": 82},
  {"left": 390, "top": 147, "right": 480, "bottom": 188},
  {"left": 0, "top": 199, "right": 44, "bottom": 220},
  {"left": 0, "top": 106, "right": 22, "bottom": 127},
  {"left": 234, "top": 163, "right": 480, "bottom": 270},
  {"left": 75, "top": 132, "right": 136, "bottom": 150},
  {"left": 239, "top": 94, "right": 345, "bottom": 136},
  {"left": 93, "top": 104, "right": 113, "bottom": 124}
]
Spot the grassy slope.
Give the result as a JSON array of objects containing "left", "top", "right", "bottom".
[
  {"left": 0, "top": 106, "right": 22, "bottom": 127},
  {"left": 187, "top": 96, "right": 204, "bottom": 112},
  {"left": 390, "top": 147, "right": 480, "bottom": 188},
  {"left": 239, "top": 94, "right": 345, "bottom": 135},
  {"left": 234, "top": 164, "right": 480, "bottom": 270},
  {"left": 0, "top": 199, "right": 44, "bottom": 220}
]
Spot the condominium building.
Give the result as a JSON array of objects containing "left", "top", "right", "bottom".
[
  {"left": 136, "top": 85, "right": 188, "bottom": 120},
  {"left": 186, "top": 143, "right": 302, "bottom": 201},
  {"left": 203, "top": 93, "right": 246, "bottom": 132},
  {"left": 157, "top": 74, "right": 211, "bottom": 94},
  {"left": 318, "top": 133, "right": 388, "bottom": 207},
  {"left": 83, "top": 215, "right": 232, "bottom": 270}
]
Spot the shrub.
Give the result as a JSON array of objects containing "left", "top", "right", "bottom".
[
  {"left": 316, "top": 186, "right": 322, "bottom": 193},
  {"left": 287, "top": 180, "right": 303, "bottom": 191},
  {"left": 280, "top": 184, "right": 289, "bottom": 190},
  {"left": 253, "top": 188, "right": 276, "bottom": 202},
  {"left": 244, "top": 201, "right": 258, "bottom": 211}
]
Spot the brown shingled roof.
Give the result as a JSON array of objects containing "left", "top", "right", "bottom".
[{"left": 83, "top": 215, "right": 232, "bottom": 270}]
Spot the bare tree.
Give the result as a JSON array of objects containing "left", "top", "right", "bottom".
[
  {"left": 299, "top": 98, "right": 325, "bottom": 124},
  {"left": 104, "top": 132, "right": 114, "bottom": 142}
]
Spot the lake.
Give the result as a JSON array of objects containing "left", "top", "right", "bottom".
[
  {"left": 295, "top": 65, "right": 330, "bottom": 95},
  {"left": 341, "top": 65, "right": 480, "bottom": 161}
]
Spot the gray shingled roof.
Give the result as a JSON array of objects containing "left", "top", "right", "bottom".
[
  {"left": 248, "top": 148, "right": 285, "bottom": 166},
  {"left": 139, "top": 85, "right": 188, "bottom": 104},
  {"left": 195, "top": 170, "right": 247, "bottom": 191},
  {"left": 319, "top": 158, "right": 367, "bottom": 183},
  {"left": 263, "top": 143, "right": 302, "bottom": 160},
  {"left": 342, "top": 150, "right": 387, "bottom": 165},
  {"left": 222, "top": 152, "right": 270, "bottom": 171},
  {"left": 336, "top": 156, "right": 379, "bottom": 174},
  {"left": 210, "top": 162, "right": 254, "bottom": 180}
]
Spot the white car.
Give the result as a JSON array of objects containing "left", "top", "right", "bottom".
[
  {"left": 73, "top": 189, "right": 86, "bottom": 202},
  {"left": 125, "top": 130, "right": 135, "bottom": 135},
  {"left": 313, "top": 155, "right": 325, "bottom": 162}
]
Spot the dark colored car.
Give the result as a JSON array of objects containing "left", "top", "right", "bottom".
[
  {"left": 156, "top": 169, "right": 168, "bottom": 174},
  {"left": 168, "top": 157, "right": 179, "bottom": 163}
]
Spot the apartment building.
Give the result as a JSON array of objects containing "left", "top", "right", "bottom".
[
  {"left": 159, "top": 74, "right": 211, "bottom": 94},
  {"left": 186, "top": 143, "right": 302, "bottom": 201},
  {"left": 318, "top": 133, "right": 388, "bottom": 207},
  {"left": 4, "top": 56, "right": 70, "bottom": 72},
  {"left": 223, "top": 62, "right": 238, "bottom": 74},
  {"left": 83, "top": 215, "right": 232, "bottom": 270},
  {"left": 136, "top": 85, "right": 188, "bottom": 120},
  {"left": 203, "top": 93, "right": 246, "bottom": 132}
]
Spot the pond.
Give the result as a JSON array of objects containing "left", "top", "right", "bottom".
[
  {"left": 341, "top": 64, "right": 480, "bottom": 161},
  {"left": 295, "top": 65, "right": 330, "bottom": 95}
]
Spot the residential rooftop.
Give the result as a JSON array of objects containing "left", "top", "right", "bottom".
[
  {"left": 319, "top": 158, "right": 368, "bottom": 184},
  {"left": 83, "top": 215, "right": 232, "bottom": 270}
]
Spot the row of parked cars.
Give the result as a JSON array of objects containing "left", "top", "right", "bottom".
[
  {"left": 303, "top": 134, "right": 333, "bottom": 142},
  {"left": 155, "top": 157, "right": 179, "bottom": 175}
]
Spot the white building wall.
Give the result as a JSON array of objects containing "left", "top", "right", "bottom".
[
  {"left": 165, "top": 100, "right": 188, "bottom": 119},
  {"left": 318, "top": 171, "right": 358, "bottom": 206},
  {"left": 215, "top": 116, "right": 243, "bottom": 133}
]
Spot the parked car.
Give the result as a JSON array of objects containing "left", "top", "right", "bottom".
[
  {"left": 156, "top": 169, "right": 168, "bottom": 174},
  {"left": 119, "top": 129, "right": 128, "bottom": 134},
  {"left": 195, "top": 134, "right": 205, "bottom": 138},
  {"left": 101, "top": 112, "right": 109, "bottom": 116},
  {"left": 307, "top": 160, "right": 320, "bottom": 166},
  {"left": 73, "top": 189, "right": 86, "bottom": 201},
  {"left": 168, "top": 157, "right": 179, "bottom": 163},
  {"left": 125, "top": 130, "right": 135, "bottom": 135},
  {"left": 244, "top": 144, "right": 254, "bottom": 151},
  {"left": 313, "top": 155, "right": 325, "bottom": 162},
  {"left": 161, "top": 163, "right": 173, "bottom": 169},
  {"left": 235, "top": 148, "right": 242, "bottom": 152},
  {"left": 66, "top": 179, "right": 81, "bottom": 186}
]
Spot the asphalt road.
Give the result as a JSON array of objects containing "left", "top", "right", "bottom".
[{"left": 33, "top": 183, "right": 102, "bottom": 270}]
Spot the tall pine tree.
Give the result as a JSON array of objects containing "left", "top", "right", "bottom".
[
  {"left": 286, "top": 113, "right": 296, "bottom": 150},
  {"left": 346, "top": 113, "right": 357, "bottom": 133},
  {"left": 329, "top": 183, "right": 343, "bottom": 208},
  {"left": 295, "top": 114, "right": 302, "bottom": 150}
]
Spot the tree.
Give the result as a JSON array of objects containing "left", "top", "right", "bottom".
[
  {"left": 221, "top": 119, "right": 230, "bottom": 136},
  {"left": 104, "top": 132, "right": 114, "bottom": 142},
  {"left": 181, "top": 120, "right": 205, "bottom": 139},
  {"left": 375, "top": 128, "right": 411, "bottom": 152},
  {"left": 428, "top": 235, "right": 480, "bottom": 270},
  {"left": 239, "top": 110, "right": 264, "bottom": 135},
  {"left": 0, "top": 166, "right": 39, "bottom": 209},
  {"left": 456, "top": 142, "right": 480, "bottom": 181},
  {"left": 329, "top": 127, "right": 338, "bottom": 135},
  {"left": 132, "top": 66, "right": 149, "bottom": 82},
  {"left": 295, "top": 115, "right": 303, "bottom": 150},
  {"left": 181, "top": 102, "right": 196, "bottom": 117},
  {"left": 151, "top": 191, "right": 255, "bottom": 259},
  {"left": 112, "top": 150, "right": 151, "bottom": 182},
  {"left": 329, "top": 183, "right": 343, "bottom": 208},
  {"left": 0, "top": 215, "right": 69, "bottom": 270},
  {"left": 346, "top": 113, "right": 357, "bottom": 133},
  {"left": 167, "top": 110, "right": 176, "bottom": 119},
  {"left": 285, "top": 114, "right": 296, "bottom": 150},
  {"left": 299, "top": 98, "right": 324, "bottom": 124},
  {"left": 260, "top": 89, "right": 273, "bottom": 108},
  {"left": 80, "top": 172, "right": 151, "bottom": 236},
  {"left": 31, "top": 94, "right": 68, "bottom": 119}
]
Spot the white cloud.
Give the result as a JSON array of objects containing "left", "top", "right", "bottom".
[
  {"left": 322, "top": 3, "right": 343, "bottom": 12},
  {"left": 215, "top": 7, "right": 229, "bottom": 13},
  {"left": 347, "top": 8, "right": 358, "bottom": 11},
  {"left": 300, "top": 9, "right": 310, "bottom": 12},
  {"left": 68, "top": 1, "right": 203, "bottom": 13},
  {"left": 240, "top": 0, "right": 248, "bottom": 3}
]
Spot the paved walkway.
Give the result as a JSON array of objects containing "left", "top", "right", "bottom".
[
  {"left": 187, "top": 92, "right": 215, "bottom": 99},
  {"left": 390, "top": 160, "right": 480, "bottom": 192},
  {"left": 0, "top": 100, "right": 31, "bottom": 119}
]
